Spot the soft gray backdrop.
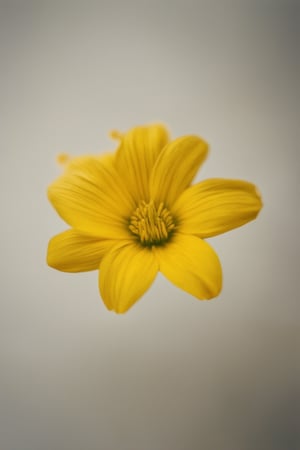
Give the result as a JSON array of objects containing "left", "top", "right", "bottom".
[{"left": 1, "top": 1, "right": 299, "bottom": 449}]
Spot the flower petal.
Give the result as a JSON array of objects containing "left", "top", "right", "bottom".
[
  {"left": 115, "top": 124, "right": 169, "bottom": 202},
  {"left": 64, "top": 152, "right": 115, "bottom": 172},
  {"left": 99, "top": 242, "right": 158, "bottom": 313},
  {"left": 149, "top": 135, "right": 209, "bottom": 207},
  {"left": 48, "top": 155, "right": 135, "bottom": 238},
  {"left": 47, "top": 229, "right": 116, "bottom": 272},
  {"left": 173, "top": 178, "right": 263, "bottom": 238},
  {"left": 56, "top": 152, "right": 114, "bottom": 171},
  {"left": 154, "top": 234, "right": 222, "bottom": 300}
]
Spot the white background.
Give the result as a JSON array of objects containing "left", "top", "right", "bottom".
[{"left": 0, "top": 1, "right": 298, "bottom": 449}]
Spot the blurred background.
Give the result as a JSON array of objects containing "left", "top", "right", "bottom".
[{"left": 0, "top": 1, "right": 299, "bottom": 449}]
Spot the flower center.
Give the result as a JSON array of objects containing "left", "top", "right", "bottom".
[{"left": 129, "top": 200, "right": 175, "bottom": 246}]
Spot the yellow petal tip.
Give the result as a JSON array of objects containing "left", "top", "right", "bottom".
[
  {"left": 109, "top": 129, "right": 123, "bottom": 140},
  {"left": 56, "top": 153, "right": 71, "bottom": 167}
]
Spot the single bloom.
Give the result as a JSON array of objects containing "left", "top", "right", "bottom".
[{"left": 47, "top": 124, "right": 262, "bottom": 313}]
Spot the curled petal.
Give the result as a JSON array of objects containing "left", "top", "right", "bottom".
[
  {"left": 115, "top": 124, "right": 169, "bottom": 201},
  {"left": 150, "top": 135, "right": 209, "bottom": 207},
  {"left": 48, "top": 155, "right": 135, "bottom": 238},
  {"left": 173, "top": 178, "right": 263, "bottom": 237},
  {"left": 99, "top": 242, "right": 158, "bottom": 313},
  {"left": 47, "top": 229, "right": 115, "bottom": 272},
  {"left": 154, "top": 234, "right": 222, "bottom": 300}
]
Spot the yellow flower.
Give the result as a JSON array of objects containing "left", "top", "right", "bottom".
[{"left": 47, "top": 124, "right": 262, "bottom": 313}]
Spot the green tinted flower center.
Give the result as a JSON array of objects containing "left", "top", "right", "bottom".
[{"left": 129, "top": 200, "right": 175, "bottom": 246}]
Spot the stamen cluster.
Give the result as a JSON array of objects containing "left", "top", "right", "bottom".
[{"left": 129, "top": 200, "right": 175, "bottom": 246}]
